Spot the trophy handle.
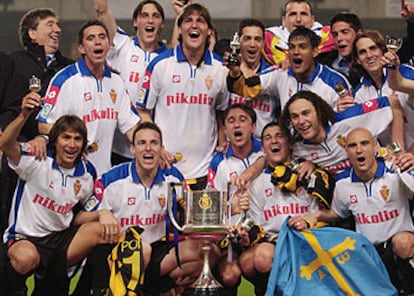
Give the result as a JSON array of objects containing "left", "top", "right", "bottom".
[{"left": 167, "top": 182, "right": 184, "bottom": 232}]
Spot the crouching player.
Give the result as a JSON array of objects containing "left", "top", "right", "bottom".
[
  {"left": 0, "top": 92, "right": 118, "bottom": 295},
  {"left": 89, "top": 122, "right": 215, "bottom": 295},
  {"left": 238, "top": 122, "right": 334, "bottom": 296},
  {"left": 290, "top": 127, "right": 414, "bottom": 294}
]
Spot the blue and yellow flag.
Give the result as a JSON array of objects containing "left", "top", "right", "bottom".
[{"left": 266, "top": 221, "right": 397, "bottom": 296}]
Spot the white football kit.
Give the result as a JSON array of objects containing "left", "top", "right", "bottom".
[
  {"left": 37, "top": 58, "right": 140, "bottom": 175},
  {"left": 248, "top": 168, "right": 320, "bottom": 237},
  {"left": 4, "top": 148, "right": 95, "bottom": 242},
  {"left": 137, "top": 45, "right": 229, "bottom": 179},
  {"left": 108, "top": 28, "right": 168, "bottom": 159},
  {"left": 292, "top": 96, "right": 393, "bottom": 174},
  {"left": 94, "top": 160, "right": 185, "bottom": 244},
  {"left": 354, "top": 65, "right": 414, "bottom": 149},
  {"left": 332, "top": 159, "right": 414, "bottom": 244},
  {"left": 207, "top": 137, "right": 263, "bottom": 191}
]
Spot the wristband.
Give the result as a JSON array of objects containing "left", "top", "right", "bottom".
[{"left": 37, "top": 134, "right": 49, "bottom": 144}]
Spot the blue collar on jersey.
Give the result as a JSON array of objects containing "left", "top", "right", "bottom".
[
  {"left": 132, "top": 36, "right": 168, "bottom": 54},
  {"left": 350, "top": 158, "right": 387, "bottom": 182},
  {"left": 175, "top": 44, "right": 212, "bottom": 65},
  {"left": 78, "top": 57, "right": 112, "bottom": 78},
  {"left": 360, "top": 68, "right": 387, "bottom": 87},
  {"left": 287, "top": 62, "right": 321, "bottom": 83},
  {"left": 225, "top": 137, "right": 262, "bottom": 158},
  {"left": 130, "top": 159, "right": 165, "bottom": 184},
  {"left": 302, "top": 123, "right": 332, "bottom": 145},
  {"left": 49, "top": 149, "right": 87, "bottom": 177}
]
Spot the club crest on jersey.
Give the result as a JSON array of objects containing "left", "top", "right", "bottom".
[
  {"left": 265, "top": 188, "right": 272, "bottom": 197},
  {"left": 349, "top": 194, "right": 358, "bottom": 204},
  {"left": 205, "top": 75, "right": 213, "bottom": 90},
  {"left": 311, "top": 152, "right": 319, "bottom": 160},
  {"left": 130, "top": 55, "right": 139, "bottom": 63},
  {"left": 128, "top": 197, "right": 136, "bottom": 206},
  {"left": 110, "top": 89, "right": 117, "bottom": 104},
  {"left": 158, "top": 195, "right": 166, "bottom": 209},
  {"left": 172, "top": 74, "right": 181, "bottom": 83},
  {"left": 73, "top": 180, "right": 81, "bottom": 195},
  {"left": 380, "top": 185, "right": 389, "bottom": 201},
  {"left": 336, "top": 134, "right": 346, "bottom": 148},
  {"left": 84, "top": 92, "right": 92, "bottom": 101}
]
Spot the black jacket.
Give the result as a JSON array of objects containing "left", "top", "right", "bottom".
[{"left": 0, "top": 42, "right": 73, "bottom": 140}]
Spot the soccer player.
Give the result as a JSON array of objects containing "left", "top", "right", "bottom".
[
  {"left": 227, "top": 18, "right": 280, "bottom": 138},
  {"left": 94, "top": 0, "right": 168, "bottom": 164},
  {"left": 290, "top": 127, "right": 414, "bottom": 294},
  {"left": 90, "top": 122, "right": 210, "bottom": 295},
  {"left": 0, "top": 93, "right": 118, "bottom": 295},
  {"left": 137, "top": 3, "right": 229, "bottom": 190},
  {"left": 228, "top": 27, "right": 352, "bottom": 112},
  {"left": 37, "top": 20, "right": 140, "bottom": 175},
  {"left": 207, "top": 104, "right": 263, "bottom": 293},
  {"left": 239, "top": 121, "right": 323, "bottom": 296},
  {"left": 353, "top": 30, "right": 412, "bottom": 151},
  {"left": 264, "top": 0, "right": 334, "bottom": 66}
]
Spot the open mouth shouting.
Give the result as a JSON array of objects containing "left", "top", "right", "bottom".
[
  {"left": 142, "top": 153, "right": 155, "bottom": 164},
  {"left": 145, "top": 26, "right": 155, "bottom": 33},
  {"left": 189, "top": 31, "right": 200, "bottom": 39}
]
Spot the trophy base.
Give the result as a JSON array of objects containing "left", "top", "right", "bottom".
[{"left": 182, "top": 287, "right": 230, "bottom": 296}]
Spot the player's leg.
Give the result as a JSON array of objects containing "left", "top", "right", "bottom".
[{"left": 7, "top": 239, "right": 40, "bottom": 294}]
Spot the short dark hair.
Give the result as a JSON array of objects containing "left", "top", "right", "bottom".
[
  {"left": 280, "top": 90, "right": 336, "bottom": 144},
  {"left": 330, "top": 12, "right": 363, "bottom": 32},
  {"left": 261, "top": 121, "right": 281, "bottom": 142},
  {"left": 19, "top": 8, "right": 58, "bottom": 47},
  {"left": 238, "top": 18, "right": 265, "bottom": 38},
  {"left": 48, "top": 115, "right": 88, "bottom": 164},
  {"left": 223, "top": 103, "right": 257, "bottom": 125},
  {"left": 283, "top": 0, "right": 313, "bottom": 16},
  {"left": 288, "top": 27, "right": 320, "bottom": 49},
  {"left": 132, "top": 122, "right": 163, "bottom": 145},
  {"left": 77, "top": 19, "right": 110, "bottom": 45},
  {"left": 177, "top": 3, "right": 214, "bottom": 46},
  {"left": 132, "top": 0, "right": 165, "bottom": 31}
]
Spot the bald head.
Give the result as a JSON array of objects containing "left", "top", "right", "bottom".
[{"left": 345, "top": 128, "right": 378, "bottom": 181}]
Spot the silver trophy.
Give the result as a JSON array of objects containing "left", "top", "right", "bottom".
[
  {"left": 29, "top": 75, "right": 41, "bottom": 92},
  {"left": 385, "top": 35, "right": 402, "bottom": 69},
  {"left": 228, "top": 32, "right": 241, "bottom": 66},
  {"left": 167, "top": 184, "right": 229, "bottom": 294}
]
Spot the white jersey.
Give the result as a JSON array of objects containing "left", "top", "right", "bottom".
[
  {"left": 137, "top": 45, "right": 229, "bottom": 179},
  {"left": 248, "top": 168, "right": 319, "bottom": 237},
  {"left": 258, "top": 62, "right": 351, "bottom": 111},
  {"left": 108, "top": 28, "right": 168, "bottom": 158},
  {"left": 354, "top": 65, "right": 414, "bottom": 149},
  {"left": 93, "top": 160, "right": 185, "bottom": 243},
  {"left": 37, "top": 58, "right": 140, "bottom": 175},
  {"left": 4, "top": 147, "right": 95, "bottom": 241},
  {"left": 292, "top": 96, "right": 393, "bottom": 174},
  {"left": 207, "top": 137, "right": 263, "bottom": 191},
  {"left": 229, "top": 56, "right": 280, "bottom": 138},
  {"left": 332, "top": 159, "right": 414, "bottom": 244}
]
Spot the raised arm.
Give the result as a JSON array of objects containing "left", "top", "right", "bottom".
[
  {"left": 0, "top": 92, "right": 42, "bottom": 165},
  {"left": 94, "top": 0, "right": 117, "bottom": 42}
]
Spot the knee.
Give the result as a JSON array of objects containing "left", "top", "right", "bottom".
[
  {"left": 220, "top": 261, "right": 242, "bottom": 287},
  {"left": 253, "top": 246, "right": 274, "bottom": 273},
  {"left": 8, "top": 247, "right": 39, "bottom": 275},
  {"left": 392, "top": 232, "right": 414, "bottom": 259}
]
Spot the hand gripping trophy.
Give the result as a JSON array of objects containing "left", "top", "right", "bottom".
[
  {"left": 29, "top": 75, "right": 41, "bottom": 92},
  {"left": 385, "top": 35, "right": 402, "bottom": 69},
  {"left": 228, "top": 32, "right": 241, "bottom": 66}
]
